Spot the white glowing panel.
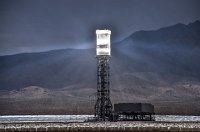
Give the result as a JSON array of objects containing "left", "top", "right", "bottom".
[{"left": 96, "top": 29, "right": 111, "bottom": 56}]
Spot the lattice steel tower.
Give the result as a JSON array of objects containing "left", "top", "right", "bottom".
[{"left": 95, "top": 29, "right": 113, "bottom": 121}]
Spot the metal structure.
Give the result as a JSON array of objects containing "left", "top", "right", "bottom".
[{"left": 95, "top": 29, "right": 113, "bottom": 121}]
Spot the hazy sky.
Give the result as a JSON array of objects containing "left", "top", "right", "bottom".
[{"left": 0, "top": 0, "right": 200, "bottom": 55}]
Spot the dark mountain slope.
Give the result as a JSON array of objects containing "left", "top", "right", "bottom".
[
  {"left": 0, "top": 49, "right": 96, "bottom": 90},
  {"left": 119, "top": 20, "right": 200, "bottom": 47},
  {"left": 115, "top": 20, "right": 200, "bottom": 80}
]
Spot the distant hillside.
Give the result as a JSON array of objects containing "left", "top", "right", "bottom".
[
  {"left": 0, "top": 21, "right": 200, "bottom": 115},
  {"left": 118, "top": 20, "right": 200, "bottom": 47},
  {"left": 0, "top": 49, "right": 96, "bottom": 90}
]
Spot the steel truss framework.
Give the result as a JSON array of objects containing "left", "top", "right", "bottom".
[{"left": 95, "top": 56, "right": 113, "bottom": 121}]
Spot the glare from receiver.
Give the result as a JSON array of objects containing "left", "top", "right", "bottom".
[{"left": 96, "top": 29, "right": 111, "bottom": 56}]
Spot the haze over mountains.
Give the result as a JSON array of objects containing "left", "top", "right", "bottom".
[{"left": 0, "top": 21, "right": 200, "bottom": 115}]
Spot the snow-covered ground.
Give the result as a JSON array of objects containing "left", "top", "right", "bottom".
[{"left": 0, "top": 115, "right": 200, "bottom": 123}]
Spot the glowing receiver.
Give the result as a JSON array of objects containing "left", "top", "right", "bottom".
[{"left": 96, "top": 29, "right": 111, "bottom": 56}]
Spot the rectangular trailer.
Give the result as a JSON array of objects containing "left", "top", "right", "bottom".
[{"left": 113, "top": 103, "right": 155, "bottom": 121}]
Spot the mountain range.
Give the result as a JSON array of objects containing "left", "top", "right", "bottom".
[{"left": 0, "top": 20, "right": 200, "bottom": 115}]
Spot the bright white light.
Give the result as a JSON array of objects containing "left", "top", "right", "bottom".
[{"left": 96, "top": 29, "right": 111, "bottom": 56}]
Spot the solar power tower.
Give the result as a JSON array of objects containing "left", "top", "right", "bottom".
[{"left": 95, "top": 29, "right": 113, "bottom": 121}]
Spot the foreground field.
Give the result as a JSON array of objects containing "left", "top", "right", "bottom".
[{"left": 1, "top": 121, "right": 200, "bottom": 132}]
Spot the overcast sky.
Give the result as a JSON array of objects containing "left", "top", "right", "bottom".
[{"left": 0, "top": 0, "right": 200, "bottom": 55}]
